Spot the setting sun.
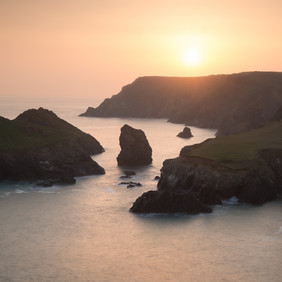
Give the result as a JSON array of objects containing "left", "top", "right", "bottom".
[{"left": 183, "top": 48, "right": 202, "bottom": 66}]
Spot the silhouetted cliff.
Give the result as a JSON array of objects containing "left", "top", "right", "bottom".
[{"left": 80, "top": 72, "right": 282, "bottom": 135}]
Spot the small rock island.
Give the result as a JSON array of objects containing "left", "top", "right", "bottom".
[
  {"left": 0, "top": 108, "right": 105, "bottom": 185},
  {"left": 177, "top": 127, "right": 193, "bottom": 138},
  {"left": 117, "top": 124, "right": 152, "bottom": 166}
]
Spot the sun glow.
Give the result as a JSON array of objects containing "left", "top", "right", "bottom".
[{"left": 183, "top": 48, "right": 202, "bottom": 66}]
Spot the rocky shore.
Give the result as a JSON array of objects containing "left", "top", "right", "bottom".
[{"left": 130, "top": 120, "right": 282, "bottom": 214}]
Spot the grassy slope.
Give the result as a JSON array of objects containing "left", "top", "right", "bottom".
[
  {"left": 0, "top": 109, "right": 86, "bottom": 151},
  {"left": 182, "top": 121, "right": 282, "bottom": 168},
  {"left": 0, "top": 117, "right": 68, "bottom": 150}
]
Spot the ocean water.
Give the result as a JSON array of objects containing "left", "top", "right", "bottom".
[{"left": 0, "top": 102, "right": 282, "bottom": 282}]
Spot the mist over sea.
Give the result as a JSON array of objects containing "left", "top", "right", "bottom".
[{"left": 0, "top": 101, "right": 282, "bottom": 282}]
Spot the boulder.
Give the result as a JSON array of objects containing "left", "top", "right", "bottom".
[
  {"left": 130, "top": 190, "right": 212, "bottom": 214},
  {"left": 119, "top": 181, "right": 142, "bottom": 188},
  {"left": 177, "top": 127, "right": 193, "bottom": 138},
  {"left": 117, "top": 124, "right": 152, "bottom": 166}
]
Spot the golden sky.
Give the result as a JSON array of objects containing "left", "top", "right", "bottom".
[{"left": 1, "top": 0, "right": 282, "bottom": 103}]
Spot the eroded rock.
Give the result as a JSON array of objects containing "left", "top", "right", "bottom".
[{"left": 117, "top": 124, "right": 152, "bottom": 166}]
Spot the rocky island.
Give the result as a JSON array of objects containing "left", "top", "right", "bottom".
[
  {"left": 177, "top": 127, "right": 193, "bottom": 138},
  {"left": 117, "top": 124, "right": 152, "bottom": 166},
  {"left": 0, "top": 108, "right": 105, "bottom": 185},
  {"left": 130, "top": 118, "right": 282, "bottom": 214},
  {"left": 80, "top": 71, "right": 282, "bottom": 135}
]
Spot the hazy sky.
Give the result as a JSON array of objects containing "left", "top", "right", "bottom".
[{"left": 1, "top": 0, "right": 282, "bottom": 103}]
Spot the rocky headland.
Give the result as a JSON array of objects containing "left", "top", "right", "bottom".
[
  {"left": 130, "top": 119, "right": 282, "bottom": 214},
  {"left": 117, "top": 124, "right": 152, "bottom": 166},
  {"left": 0, "top": 108, "right": 105, "bottom": 185},
  {"left": 80, "top": 71, "right": 282, "bottom": 135}
]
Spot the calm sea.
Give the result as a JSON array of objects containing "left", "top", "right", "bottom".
[{"left": 0, "top": 101, "right": 281, "bottom": 282}]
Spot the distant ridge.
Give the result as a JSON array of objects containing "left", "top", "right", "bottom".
[{"left": 80, "top": 71, "right": 282, "bottom": 135}]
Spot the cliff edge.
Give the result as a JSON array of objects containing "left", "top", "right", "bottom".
[{"left": 80, "top": 72, "right": 282, "bottom": 135}]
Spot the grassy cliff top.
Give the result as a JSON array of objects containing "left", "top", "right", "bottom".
[
  {"left": 0, "top": 108, "right": 95, "bottom": 151},
  {"left": 181, "top": 120, "right": 282, "bottom": 168}
]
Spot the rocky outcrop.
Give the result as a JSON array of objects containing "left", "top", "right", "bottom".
[
  {"left": 157, "top": 156, "right": 278, "bottom": 205},
  {"left": 117, "top": 124, "right": 152, "bottom": 166},
  {"left": 80, "top": 72, "right": 282, "bottom": 135},
  {"left": 130, "top": 120, "right": 282, "bottom": 214},
  {"left": 130, "top": 152, "right": 281, "bottom": 214},
  {"left": 177, "top": 127, "right": 193, "bottom": 138},
  {"left": 0, "top": 108, "right": 105, "bottom": 185},
  {"left": 130, "top": 190, "right": 212, "bottom": 214}
]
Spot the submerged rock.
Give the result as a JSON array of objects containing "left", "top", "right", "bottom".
[
  {"left": 177, "top": 127, "right": 193, "bottom": 138},
  {"left": 123, "top": 170, "right": 136, "bottom": 176},
  {"left": 119, "top": 181, "right": 142, "bottom": 188},
  {"left": 117, "top": 124, "right": 152, "bottom": 166}
]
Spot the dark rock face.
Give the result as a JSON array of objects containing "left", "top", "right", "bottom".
[
  {"left": 130, "top": 149, "right": 282, "bottom": 214},
  {"left": 157, "top": 155, "right": 279, "bottom": 205},
  {"left": 177, "top": 127, "right": 193, "bottom": 138},
  {"left": 117, "top": 124, "right": 152, "bottom": 166},
  {"left": 80, "top": 72, "right": 282, "bottom": 135},
  {"left": 0, "top": 108, "right": 105, "bottom": 185},
  {"left": 130, "top": 190, "right": 212, "bottom": 214}
]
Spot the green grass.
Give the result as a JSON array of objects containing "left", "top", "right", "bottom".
[
  {"left": 182, "top": 121, "right": 282, "bottom": 168},
  {"left": 0, "top": 118, "right": 68, "bottom": 150}
]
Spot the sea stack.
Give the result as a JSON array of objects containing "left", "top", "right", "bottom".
[
  {"left": 177, "top": 127, "right": 193, "bottom": 138},
  {"left": 117, "top": 124, "right": 152, "bottom": 166}
]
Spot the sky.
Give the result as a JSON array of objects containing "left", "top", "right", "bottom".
[{"left": 1, "top": 0, "right": 282, "bottom": 104}]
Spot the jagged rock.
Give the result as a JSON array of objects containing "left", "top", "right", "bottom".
[
  {"left": 117, "top": 124, "right": 152, "bottom": 166},
  {"left": 131, "top": 120, "right": 282, "bottom": 214},
  {"left": 130, "top": 190, "right": 212, "bottom": 214},
  {"left": 177, "top": 127, "right": 193, "bottom": 138},
  {"left": 157, "top": 155, "right": 278, "bottom": 205}
]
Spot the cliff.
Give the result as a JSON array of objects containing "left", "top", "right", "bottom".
[
  {"left": 0, "top": 108, "right": 105, "bottom": 185},
  {"left": 130, "top": 120, "right": 282, "bottom": 214},
  {"left": 80, "top": 72, "right": 282, "bottom": 135}
]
